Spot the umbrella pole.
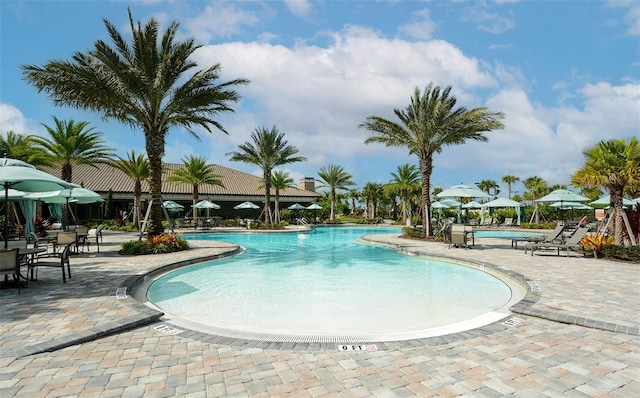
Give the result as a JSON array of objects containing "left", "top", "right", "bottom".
[{"left": 3, "top": 183, "right": 8, "bottom": 249}]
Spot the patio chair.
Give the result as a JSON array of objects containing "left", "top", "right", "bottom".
[
  {"left": 0, "top": 248, "right": 26, "bottom": 293},
  {"left": 30, "top": 232, "right": 52, "bottom": 253},
  {"left": 33, "top": 241, "right": 74, "bottom": 283},
  {"left": 449, "top": 224, "right": 473, "bottom": 248},
  {"left": 511, "top": 224, "right": 565, "bottom": 249},
  {"left": 53, "top": 231, "right": 78, "bottom": 254},
  {"left": 86, "top": 225, "right": 104, "bottom": 252},
  {"left": 524, "top": 227, "right": 590, "bottom": 257}
]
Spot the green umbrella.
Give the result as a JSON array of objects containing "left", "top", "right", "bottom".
[
  {"left": 192, "top": 200, "right": 221, "bottom": 209},
  {"left": 234, "top": 201, "right": 260, "bottom": 210},
  {"left": 288, "top": 203, "right": 306, "bottom": 210},
  {"left": 536, "top": 189, "right": 590, "bottom": 204},
  {"left": 25, "top": 186, "right": 103, "bottom": 204},
  {"left": 0, "top": 158, "right": 75, "bottom": 247},
  {"left": 162, "top": 200, "right": 185, "bottom": 210}
]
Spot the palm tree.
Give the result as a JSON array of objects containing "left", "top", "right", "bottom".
[
  {"left": 108, "top": 150, "right": 149, "bottom": 228},
  {"left": 167, "top": 155, "right": 224, "bottom": 220},
  {"left": 31, "top": 116, "right": 114, "bottom": 182},
  {"left": 228, "top": 126, "right": 306, "bottom": 225},
  {"left": 477, "top": 179, "right": 500, "bottom": 199},
  {"left": 0, "top": 131, "right": 50, "bottom": 167},
  {"left": 347, "top": 189, "right": 361, "bottom": 215},
  {"left": 269, "top": 170, "right": 295, "bottom": 224},
  {"left": 387, "top": 164, "right": 421, "bottom": 224},
  {"left": 22, "top": 9, "right": 248, "bottom": 237},
  {"left": 523, "top": 176, "right": 549, "bottom": 224},
  {"left": 317, "top": 165, "right": 355, "bottom": 222},
  {"left": 360, "top": 83, "right": 505, "bottom": 237},
  {"left": 572, "top": 137, "right": 640, "bottom": 245},
  {"left": 502, "top": 175, "right": 520, "bottom": 199}
]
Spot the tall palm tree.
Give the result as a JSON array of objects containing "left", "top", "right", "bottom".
[
  {"left": 22, "top": 9, "right": 248, "bottom": 237},
  {"left": 317, "top": 164, "right": 355, "bottom": 222},
  {"left": 347, "top": 188, "right": 361, "bottom": 215},
  {"left": 523, "top": 176, "right": 549, "bottom": 224},
  {"left": 167, "top": 155, "right": 224, "bottom": 220},
  {"left": 31, "top": 116, "right": 114, "bottom": 182},
  {"left": 572, "top": 137, "right": 640, "bottom": 245},
  {"left": 360, "top": 83, "right": 505, "bottom": 237},
  {"left": 387, "top": 164, "right": 421, "bottom": 224},
  {"left": 108, "top": 150, "right": 149, "bottom": 228},
  {"left": 0, "top": 131, "right": 50, "bottom": 167},
  {"left": 269, "top": 170, "right": 295, "bottom": 224},
  {"left": 228, "top": 126, "right": 306, "bottom": 225},
  {"left": 501, "top": 175, "right": 520, "bottom": 199}
]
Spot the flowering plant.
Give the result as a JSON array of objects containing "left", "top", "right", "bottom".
[{"left": 34, "top": 217, "right": 50, "bottom": 237}]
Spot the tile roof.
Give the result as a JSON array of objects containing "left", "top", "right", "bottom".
[{"left": 43, "top": 163, "right": 320, "bottom": 200}]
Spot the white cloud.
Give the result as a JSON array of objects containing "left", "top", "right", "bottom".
[
  {"left": 183, "top": 2, "right": 260, "bottom": 42},
  {"left": 0, "top": 102, "right": 35, "bottom": 136},
  {"left": 398, "top": 8, "right": 438, "bottom": 40},
  {"left": 460, "top": 4, "right": 516, "bottom": 34},
  {"left": 192, "top": 25, "right": 497, "bottom": 172},
  {"left": 283, "top": 0, "right": 312, "bottom": 18}
]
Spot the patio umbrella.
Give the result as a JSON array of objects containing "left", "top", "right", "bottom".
[
  {"left": 536, "top": 189, "right": 590, "bottom": 204},
  {"left": 0, "top": 188, "right": 26, "bottom": 201},
  {"left": 25, "top": 186, "right": 103, "bottom": 204},
  {"left": 162, "top": 200, "right": 185, "bottom": 210},
  {"left": 589, "top": 195, "right": 636, "bottom": 208},
  {"left": 192, "top": 200, "right": 221, "bottom": 209},
  {"left": 306, "top": 203, "right": 322, "bottom": 210},
  {"left": 551, "top": 201, "right": 593, "bottom": 210},
  {"left": 288, "top": 203, "right": 306, "bottom": 210},
  {"left": 536, "top": 189, "right": 591, "bottom": 221},
  {"left": 192, "top": 199, "right": 221, "bottom": 221},
  {"left": 436, "top": 184, "right": 491, "bottom": 200},
  {"left": 436, "top": 184, "right": 490, "bottom": 223},
  {"left": 481, "top": 197, "right": 526, "bottom": 225},
  {"left": 234, "top": 201, "right": 260, "bottom": 210},
  {"left": 0, "top": 158, "right": 75, "bottom": 247}
]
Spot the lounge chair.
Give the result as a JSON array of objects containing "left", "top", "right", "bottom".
[
  {"left": 500, "top": 218, "right": 514, "bottom": 227},
  {"left": 511, "top": 224, "right": 565, "bottom": 249},
  {"left": 524, "top": 227, "right": 590, "bottom": 257}
]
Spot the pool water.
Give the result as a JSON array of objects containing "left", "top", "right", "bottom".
[{"left": 147, "top": 227, "right": 514, "bottom": 340}]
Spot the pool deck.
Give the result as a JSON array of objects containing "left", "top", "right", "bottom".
[{"left": 1, "top": 227, "right": 638, "bottom": 397}]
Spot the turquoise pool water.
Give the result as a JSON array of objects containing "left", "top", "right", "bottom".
[{"left": 147, "top": 227, "right": 513, "bottom": 340}]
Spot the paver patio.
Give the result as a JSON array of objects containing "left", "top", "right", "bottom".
[{"left": 0, "top": 228, "right": 638, "bottom": 397}]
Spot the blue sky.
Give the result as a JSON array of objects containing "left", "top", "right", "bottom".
[{"left": 1, "top": 0, "right": 638, "bottom": 196}]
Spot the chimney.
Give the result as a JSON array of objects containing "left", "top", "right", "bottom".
[{"left": 299, "top": 177, "right": 316, "bottom": 192}]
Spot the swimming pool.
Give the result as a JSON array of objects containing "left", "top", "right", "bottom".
[{"left": 146, "top": 226, "right": 520, "bottom": 342}]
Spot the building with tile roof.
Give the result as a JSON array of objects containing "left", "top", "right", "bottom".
[{"left": 43, "top": 163, "right": 320, "bottom": 221}]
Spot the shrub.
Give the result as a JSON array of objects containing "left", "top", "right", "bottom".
[
  {"left": 602, "top": 244, "right": 640, "bottom": 263},
  {"left": 119, "top": 233, "right": 189, "bottom": 255}
]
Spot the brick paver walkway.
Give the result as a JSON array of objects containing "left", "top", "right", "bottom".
[{"left": 1, "top": 228, "right": 638, "bottom": 397}]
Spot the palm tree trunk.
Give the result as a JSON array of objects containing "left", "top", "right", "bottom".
[
  {"left": 145, "top": 132, "right": 164, "bottom": 237},
  {"left": 133, "top": 180, "right": 142, "bottom": 227},
  {"left": 263, "top": 170, "right": 272, "bottom": 224},
  {"left": 330, "top": 189, "right": 336, "bottom": 221},
  {"left": 610, "top": 188, "right": 625, "bottom": 245},
  {"left": 274, "top": 191, "right": 280, "bottom": 224},
  {"left": 419, "top": 155, "right": 433, "bottom": 237}
]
